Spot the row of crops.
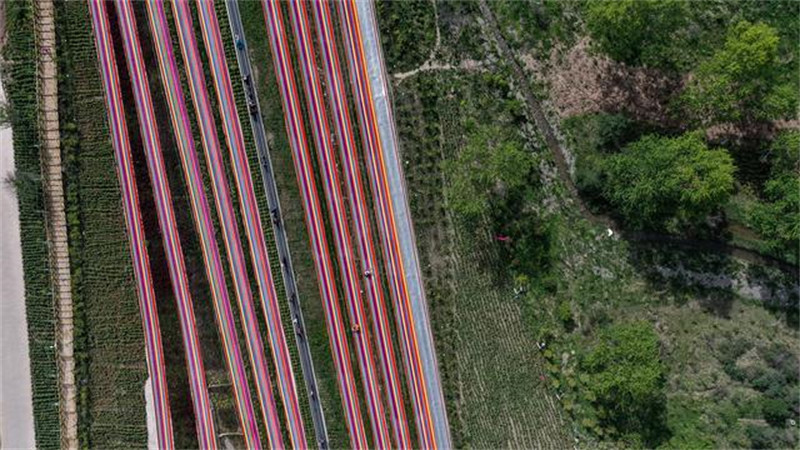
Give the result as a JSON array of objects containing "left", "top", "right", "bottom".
[
  {"left": 2, "top": 1, "right": 61, "bottom": 448},
  {"left": 392, "top": 64, "right": 572, "bottom": 448},
  {"left": 54, "top": 1, "right": 149, "bottom": 447}
]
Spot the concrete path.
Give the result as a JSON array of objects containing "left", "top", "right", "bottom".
[{"left": 0, "top": 78, "right": 37, "bottom": 450}]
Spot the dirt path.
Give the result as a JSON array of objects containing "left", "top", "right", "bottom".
[
  {"left": 0, "top": 72, "right": 37, "bottom": 450},
  {"left": 34, "top": 1, "right": 77, "bottom": 447},
  {"left": 477, "top": 0, "right": 797, "bottom": 275}
]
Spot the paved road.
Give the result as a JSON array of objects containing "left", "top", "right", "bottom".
[
  {"left": 88, "top": 2, "right": 173, "bottom": 447},
  {"left": 310, "top": 1, "right": 412, "bottom": 447},
  {"left": 145, "top": 3, "right": 265, "bottom": 447},
  {"left": 114, "top": 2, "right": 217, "bottom": 447},
  {"left": 339, "top": 1, "right": 452, "bottom": 447},
  {"left": 0, "top": 72, "right": 37, "bottom": 450},
  {"left": 223, "top": 2, "right": 330, "bottom": 448},
  {"left": 286, "top": 1, "right": 393, "bottom": 447},
  {"left": 261, "top": 1, "right": 370, "bottom": 447}
]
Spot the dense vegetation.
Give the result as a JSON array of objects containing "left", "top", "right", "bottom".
[
  {"left": 3, "top": 1, "right": 61, "bottom": 448},
  {"left": 382, "top": 1, "right": 798, "bottom": 449},
  {"left": 601, "top": 132, "right": 735, "bottom": 230},
  {"left": 564, "top": 1, "right": 800, "bottom": 263},
  {"left": 585, "top": 0, "right": 687, "bottom": 68},
  {"left": 55, "top": 1, "right": 150, "bottom": 447},
  {"left": 581, "top": 322, "right": 667, "bottom": 447},
  {"left": 678, "top": 20, "right": 796, "bottom": 127}
]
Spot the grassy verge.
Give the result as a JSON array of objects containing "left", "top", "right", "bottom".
[{"left": 3, "top": 1, "right": 60, "bottom": 448}]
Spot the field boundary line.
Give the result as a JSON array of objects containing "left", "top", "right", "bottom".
[{"left": 33, "top": 0, "right": 77, "bottom": 448}]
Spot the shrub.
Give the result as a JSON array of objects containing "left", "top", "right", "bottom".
[
  {"left": 602, "top": 132, "right": 735, "bottom": 230},
  {"left": 582, "top": 321, "right": 668, "bottom": 446},
  {"left": 585, "top": 0, "right": 687, "bottom": 67},
  {"left": 762, "top": 397, "right": 790, "bottom": 427},
  {"left": 750, "top": 132, "right": 800, "bottom": 256}
]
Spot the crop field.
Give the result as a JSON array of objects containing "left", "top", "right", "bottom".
[
  {"left": 3, "top": 1, "right": 61, "bottom": 448},
  {"left": 55, "top": 2, "right": 152, "bottom": 447},
  {"left": 386, "top": 6, "right": 572, "bottom": 439}
]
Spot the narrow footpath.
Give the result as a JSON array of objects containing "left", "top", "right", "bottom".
[{"left": 34, "top": 1, "right": 78, "bottom": 447}]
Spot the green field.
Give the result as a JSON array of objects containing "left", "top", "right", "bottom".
[{"left": 4, "top": 1, "right": 61, "bottom": 448}]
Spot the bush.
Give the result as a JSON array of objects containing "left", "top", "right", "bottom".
[
  {"left": 750, "top": 132, "right": 800, "bottom": 257},
  {"left": 762, "top": 397, "right": 790, "bottom": 427},
  {"left": 585, "top": 0, "right": 687, "bottom": 67},
  {"left": 602, "top": 131, "right": 735, "bottom": 230},
  {"left": 679, "top": 21, "right": 796, "bottom": 126},
  {"left": 582, "top": 321, "right": 668, "bottom": 446},
  {"left": 563, "top": 113, "right": 640, "bottom": 206},
  {"left": 444, "top": 123, "right": 535, "bottom": 224}
]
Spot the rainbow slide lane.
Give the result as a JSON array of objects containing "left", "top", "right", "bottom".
[
  {"left": 351, "top": 1, "right": 452, "bottom": 445},
  {"left": 143, "top": 1, "right": 263, "bottom": 447},
  {"left": 193, "top": 1, "right": 308, "bottom": 447},
  {"left": 88, "top": 2, "right": 174, "bottom": 447},
  {"left": 337, "top": 1, "right": 441, "bottom": 447},
  {"left": 286, "top": 1, "right": 392, "bottom": 447},
  {"left": 261, "top": 1, "right": 369, "bottom": 447},
  {"left": 168, "top": 1, "right": 287, "bottom": 447},
  {"left": 309, "top": 2, "right": 412, "bottom": 447},
  {"left": 113, "top": 1, "right": 217, "bottom": 447}
]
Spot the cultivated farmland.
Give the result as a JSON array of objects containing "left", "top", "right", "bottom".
[{"left": 3, "top": 1, "right": 60, "bottom": 448}]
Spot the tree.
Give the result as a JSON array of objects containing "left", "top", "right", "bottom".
[
  {"left": 762, "top": 397, "right": 790, "bottom": 427},
  {"left": 680, "top": 21, "right": 796, "bottom": 126},
  {"left": 602, "top": 132, "right": 735, "bottom": 230},
  {"left": 585, "top": 0, "right": 687, "bottom": 67},
  {"left": 582, "top": 321, "right": 667, "bottom": 445},
  {"left": 444, "top": 124, "right": 535, "bottom": 224},
  {"left": 750, "top": 132, "right": 799, "bottom": 257}
]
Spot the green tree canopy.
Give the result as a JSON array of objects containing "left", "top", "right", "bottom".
[
  {"left": 585, "top": 0, "right": 687, "bottom": 67},
  {"left": 680, "top": 21, "right": 796, "bottom": 126},
  {"left": 602, "top": 132, "right": 735, "bottom": 230},
  {"left": 582, "top": 321, "right": 667, "bottom": 446},
  {"left": 444, "top": 124, "right": 535, "bottom": 224},
  {"left": 750, "top": 132, "right": 799, "bottom": 257}
]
